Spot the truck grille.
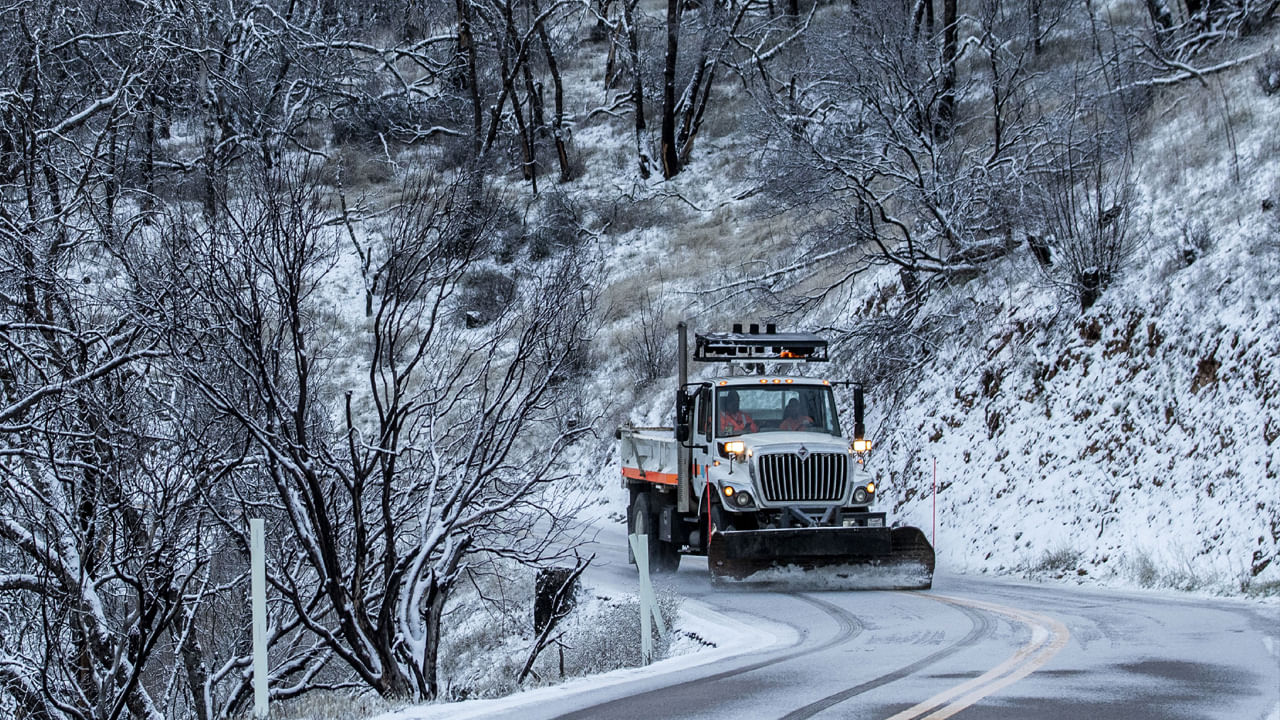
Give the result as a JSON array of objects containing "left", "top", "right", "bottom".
[{"left": 757, "top": 452, "right": 848, "bottom": 502}]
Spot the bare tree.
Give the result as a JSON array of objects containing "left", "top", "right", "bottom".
[
  {"left": 938, "top": 0, "right": 959, "bottom": 131},
  {"left": 179, "top": 161, "right": 599, "bottom": 700},
  {"left": 622, "top": 286, "right": 675, "bottom": 385},
  {"left": 0, "top": 217, "right": 182, "bottom": 719},
  {"left": 0, "top": 4, "right": 260, "bottom": 717},
  {"left": 532, "top": 0, "right": 577, "bottom": 182},
  {"left": 433, "top": 0, "right": 582, "bottom": 187},
  {"left": 621, "top": 0, "right": 657, "bottom": 178},
  {"left": 660, "top": 0, "right": 813, "bottom": 178},
  {"left": 591, "top": 0, "right": 812, "bottom": 180},
  {"left": 727, "top": 0, "right": 1115, "bottom": 313},
  {"left": 1032, "top": 140, "right": 1141, "bottom": 311}
]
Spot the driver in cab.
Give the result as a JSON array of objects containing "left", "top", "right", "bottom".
[
  {"left": 718, "top": 390, "right": 758, "bottom": 435},
  {"left": 779, "top": 399, "right": 813, "bottom": 431}
]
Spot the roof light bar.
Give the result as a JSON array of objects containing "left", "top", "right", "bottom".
[{"left": 693, "top": 329, "right": 829, "bottom": 364}]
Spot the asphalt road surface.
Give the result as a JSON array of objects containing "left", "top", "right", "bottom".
[{"left": 401, "top": 522, "right": 1280, "bottom": 720}]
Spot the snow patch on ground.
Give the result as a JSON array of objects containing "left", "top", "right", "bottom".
[{"left": 373, "top": 591, "right": 792, "bottom": 720}]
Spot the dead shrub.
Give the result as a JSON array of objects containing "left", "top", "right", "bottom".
[
  {"left": 1177, "top": 216, "right": 1213, "bottom": 266},
  {"left": 456, "top": 268, "right": 518, "bottom": 327},
  {"left": 529, "top": 190, "right": 585, "bottom": 261},
  {"left": 621, "top": 288, "right": 675, "bottom": 385},
  {"left": 1032, "top": 546, "right": 1082, "bottom": 573}
]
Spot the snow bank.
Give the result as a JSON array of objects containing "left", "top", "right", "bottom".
[{"left": 372, "top": 591, "right": 791, "bottom": 720}]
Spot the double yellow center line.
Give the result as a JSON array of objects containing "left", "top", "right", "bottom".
[{"left": 887, "top": 594, "right": 1071, "bottom": 720}]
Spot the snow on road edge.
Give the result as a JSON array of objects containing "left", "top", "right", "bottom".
[{"left": 372, "top": 593, "right": 795, "bottom": 720}]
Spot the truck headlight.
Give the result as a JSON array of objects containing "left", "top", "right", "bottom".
[
  {"left": 853, "top": 483, "right": 875, "bottom": 503},
  {"left": 719, "top": 440, "right": 746, "bottom": 459},
  {"left": 721, "top": 486, "right": 754, "bottom": 508}
]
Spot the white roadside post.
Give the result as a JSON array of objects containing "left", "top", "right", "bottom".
[
  {"left": 250, "top": 518, "right": 268, "bottom": 719},
  {"left": 628, "top": 532, "right": 668, "bottom": 664}
]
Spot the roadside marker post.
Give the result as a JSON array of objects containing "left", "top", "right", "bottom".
[
  {"left": 251, "top": 518, "right": 268, "bottom": 719},
  {"left": 932, "top": 457, "right": 937, "bottom": 550},
  {"left": 629, "top": 533, "right": 668, "bottom": 664}
]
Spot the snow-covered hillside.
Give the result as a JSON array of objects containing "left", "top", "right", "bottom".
[
  {"left": 355, "top": 18, "right": 1280, "bottom": 720},
  {"left": 589, "top": 34, "right": 1280, "bottom": 599},
  {"left": 366, "top": 13, "right": 1280, "bottom": 720},
  {"left": 842, "top": 52, "right": 1280, "bottom": 594}
]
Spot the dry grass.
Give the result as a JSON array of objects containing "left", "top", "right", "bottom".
[
  {"left": 273, "top": 691, "right": 397, "bottom": 720},
  {"left": 1031, "top": 546, "right": 1083, "bottom": 573}
]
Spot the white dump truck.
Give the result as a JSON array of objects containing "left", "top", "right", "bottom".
[{"left": 618, "top": 324, "right": 933, "bottom": 587}]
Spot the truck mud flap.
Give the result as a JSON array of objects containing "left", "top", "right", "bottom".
[{"left": 708, "top": 526, "right": 934, "bottom": 590}]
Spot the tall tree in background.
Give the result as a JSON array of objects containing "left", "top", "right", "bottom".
[
  {"left": 735, "top": 0, "right": 1107, "bottom": 310},
  {"left": 939, "top": 0, "right": 959, "bottom": 130},
  {"left": 179, "top": 161, "right": 598, "bottom": 700},
  {"left": 659, "top": 0, "right": 683, "bottom": 177}
]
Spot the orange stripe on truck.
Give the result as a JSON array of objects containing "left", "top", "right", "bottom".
[{"left": 621, "top": 466, "right": 679, "bottom": 485}]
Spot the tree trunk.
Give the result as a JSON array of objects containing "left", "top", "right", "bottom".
[
  {"left": 912, "top": 0, "right": 936, "bottom": 38},
  {"left": 517, "top": 60, "right": 540, "bottom": 188},
  {"left": 938, "top": 0, "right": 958, "bottom": 135},
  {"left": 623, "top": 0, "right": 652, "bottom": 178},
  {"left": 659, "top": 0, "right": 681, "bottom": 179},
  {"left": 419, "top": 587, "right": 447, "bottom": 699},
  {"left": 591, "top": 0, "right": 611, "bottom": 41},
  {"left": 455, "top": 0, "right": 484, "bottom": 160},
  {"left": 142, "top": 94, "right": 156, "bottom": 215},
  {"left": 178, "top": 621, "right": 212, "bottom": 720},
  {"left": 534, "top": 4, "right": 573, "bottom": 182},
  {"left": 674, "top": 0, "right": 722, "bottom": 170},
  {"left": 1143, "top": 0, "right": 1174, "bottom": 41},
  {"left": 200, "top": 100, "right": 220, "bottom": 220}
]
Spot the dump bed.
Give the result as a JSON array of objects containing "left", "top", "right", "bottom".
[{"left": 618, "top": 426, "right": 680, "bottom": 488}]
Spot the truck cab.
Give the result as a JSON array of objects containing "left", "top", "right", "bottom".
[{"left": 685, "top": 377, "right": 880, "bottom": 529}]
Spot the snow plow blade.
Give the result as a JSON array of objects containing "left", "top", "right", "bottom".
[{"left": 708, "top": 526, "right": 934, "bottom": 590}]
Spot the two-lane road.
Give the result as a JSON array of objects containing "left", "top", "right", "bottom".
[{"left": 390, "top": 526, "right": 1280, "bottom": 720}]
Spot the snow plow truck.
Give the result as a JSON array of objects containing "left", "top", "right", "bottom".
[{"left": 618, "top": 323, "right": 934, "bottom": 588}]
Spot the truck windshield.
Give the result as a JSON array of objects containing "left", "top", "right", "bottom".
[{"left": 715, "top": 385, "right": 843, "bottom": 437}]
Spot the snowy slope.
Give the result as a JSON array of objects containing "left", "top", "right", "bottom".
[
  {"left": 860, "top": 51, "right": 1280, "bottom": 594},
  {"left": 578, "top": 31, "right": 1280, "bottom": 600}
]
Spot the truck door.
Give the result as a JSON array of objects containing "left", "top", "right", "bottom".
[
  {"left": 696, "top": 386, "right": 711, "bottom": 441},
  {"left": 692, "top": 386, "right": 713, "bottom": 474}
]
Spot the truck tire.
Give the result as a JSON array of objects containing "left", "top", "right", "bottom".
[
  {"left": 655, "top": 528, "right": 681, "bottom": 574},
  {"left": 631, "top": 494, "right": 680, "bottom": 574}
]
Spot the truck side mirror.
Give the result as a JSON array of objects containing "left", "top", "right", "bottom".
[
  {"left": 674, "top": 388, "right": 692, "bottom": 442},
  {"left": 853, "top": 386, "right": 866, "bottom": 441}
]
